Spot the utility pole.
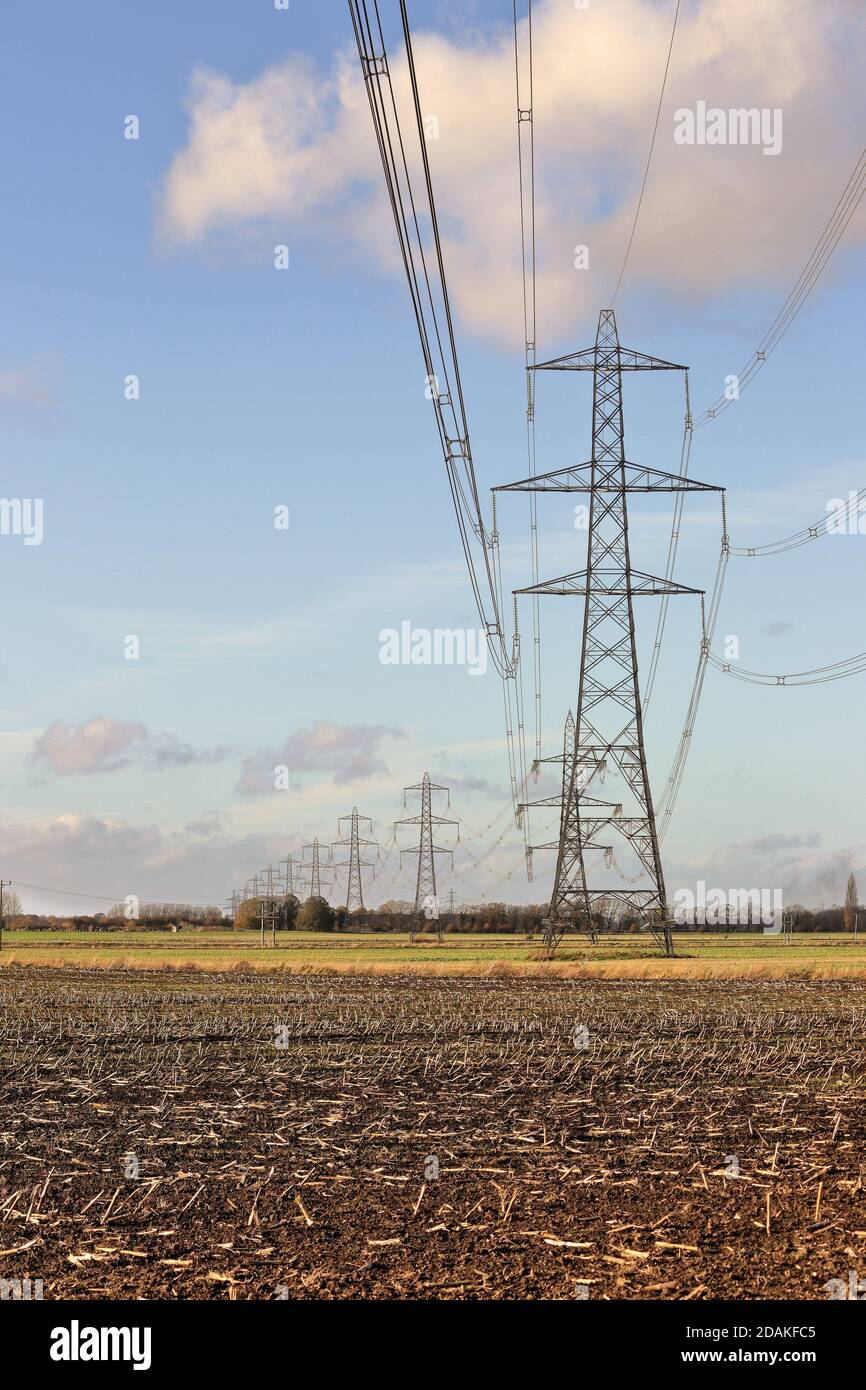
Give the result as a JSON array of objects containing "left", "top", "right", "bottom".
[
  {"left": 0, "top": 880, "right": 9, "bottom": 952},
  {"left": 332, "top": 809, "right": 378, "bottom": 919},
  {"left": 497, "top": 309, "right": 723, "bottom": 957},
  {"left": 269, "top": 864, "right": 276, "bottom": 946},
  {"left": 395, "top": 773, "right": 458, "bottom": 943}
]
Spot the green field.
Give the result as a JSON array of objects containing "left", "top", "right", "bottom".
[{"left": 1, "top": 929, "right": 865, "bottom": 977}]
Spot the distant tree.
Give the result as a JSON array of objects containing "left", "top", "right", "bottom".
[
  {"left": 233, "top": 897, "right": 262, "bottom": 931},
  {"left": 234, "top": 896, "right": 299, "bottom": 932},
  {"left": 1, "top": 889, "right": 22, "bottom": 924},
  {"left": 278, "top": 894, "right": 301, "bottom": 931},
  {"left": 297, "top": 896, "right": 335, "bottom": 933},
  {"left": 844, "top": 873, "right": 859, "bottom": 933}
]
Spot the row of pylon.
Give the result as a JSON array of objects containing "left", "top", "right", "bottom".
[{"left": 226, "top": 773, "right": 460, "bottom": 940}]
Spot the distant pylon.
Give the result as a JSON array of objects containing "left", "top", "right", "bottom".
[
  {"left": 260, "top": 863, "right": 277, "bottom": 947},
  {"left": 499, "top": 309, "right": 723, "bottom": 956},
  {"left": 518, "top": 707, "right": 620, "bottom": 945},
  {"left": 302, "top": 837, "right": 332, "bottom": 901},
  {"left": 281, "top": 852, "right": 296, "bottom": 898},
  {"left": 307, "top": 839, "right": 322, "bottom": 897},
  {"left": 332, "top": 808, "right": 378, "bottom": 914},
  {"left": 395, "top": 772, "right": 459, "bottom": 943}
]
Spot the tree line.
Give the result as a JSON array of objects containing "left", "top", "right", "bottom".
[{"left": 3, "top": 874, "right": 860, "bottom": 934}]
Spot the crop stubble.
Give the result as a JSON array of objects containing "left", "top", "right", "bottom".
[{"left": 0, "top": 968, "right": 863, "bottom": 1300}]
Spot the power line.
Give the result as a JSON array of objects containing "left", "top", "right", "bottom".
[
  {"left": 728, "top": 486, "right": 866, "bottom": 556},
  {"left": 644, "top": 369, "right": 694, "bottom": 709},
  {"left": 349, "top": 2, "right": 504, "bottom": 669},
  {"left": 610, "top": 0, "right": 682, "bottom": 305},
  {"left": 512, "top": 0, "right": 543, "bottom": 769},
  {"left": 708, "top": 648, "right": 866, "bottom": 687},
  {"left": 656, "top": 513, "right": 729, "bottom": 840},
  {"left": 643, "top": 145, "right": 866, "bottom": 825},
  {"left": 351, "top": 5, "right": 865, "bottom": 878},
  {"left": 8, "top": 879, "right": 224, "bottom": 912},
  {"left": 10, "top": 880, "right": 134, "bottom": 902},
  {"left": 349, "top": 0, "right": 540, "bottom": 864},
  {"left": 694, "top": 145, "right": 866, "bottom": 427}
]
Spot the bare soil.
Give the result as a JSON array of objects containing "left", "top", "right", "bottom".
[{"left": 0, "top": 968, "right": 863, "bottom": 1300}]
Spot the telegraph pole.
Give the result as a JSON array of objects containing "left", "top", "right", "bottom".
[
  {"left": 268, "top": 864, "right": 277, "bottom": 946},
  {"left": 0, "top": 880, "right": 9, "bottom": 952},
  {"left": 395, "top": 773, "right": 458, "bottom": 943},
  {"left": 258, "top": 864, "right": 277, "bottom": 947},
  {"left": 332, "top": 809, "right": 378, "bottom": 918},
  {"left": 498, "top": 309, "right": 723, "bottom": 957}
]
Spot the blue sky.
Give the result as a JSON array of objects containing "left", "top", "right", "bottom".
[{"left": 1, "top": 0, "right": 864, "bottom": 915}]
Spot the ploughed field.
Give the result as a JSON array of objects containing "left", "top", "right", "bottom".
[{"left": 1, "top": 967, "right": 864, "bottom": 1300}]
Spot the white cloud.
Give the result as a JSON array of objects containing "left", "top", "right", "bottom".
[
  {"left": 158, "top": 0, "right": 866, "bottom": 346},
  {"left": 668, "top": 832, "right": 864, "bottom": 905},
  {"left": 0, "top": 811, "right": 296, "bottom": 911},
  {"left": 0, "top": 357, "right": 63, "bottom": 420},
  {"left": 30, "top": 716, "right": 232, "bottom": 777},
  {"left": 236, "top": 720, "right": 403, "bottom": 796}
]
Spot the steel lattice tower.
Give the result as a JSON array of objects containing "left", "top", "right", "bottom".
[
  {"left": 260, "top": 863, "right": 277, "bottom": 946},
  {"left": 281, "top": 852, "right": 296, "bottom": 898},
  {"left": 332, "top": 808, "right": 378, "bottom": 914},
  {"left": 498, "top": 309, "right": 722, "bottom": 955},
  {"left": 395, "top": 772, "right": 458, "bottom": 942},
  {"left": 302, "top": 837, "right": 332, "bottom": 901}
]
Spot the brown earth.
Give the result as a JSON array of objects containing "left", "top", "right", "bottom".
[{"left": 0, "top": 968, "right": 863, "bottom": 1300}]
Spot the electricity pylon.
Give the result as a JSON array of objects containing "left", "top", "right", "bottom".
[
  {"left": 498, "top": 309, "right": 722, "bottom": 956},
  {"left": 281, "top": 852, "right": 297, "bottom": 899},
  {"left": 332, "top": 808, "right": 379, "bottom": 915},
  {"left": 302, "top": 837, "right": 332, "bottom": 901},
  {"left": 260, "top": 863, "right": 278, "bottom": 947},
  {"left": 395, "top": 772, "right": 458, "bottom": 942}
]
